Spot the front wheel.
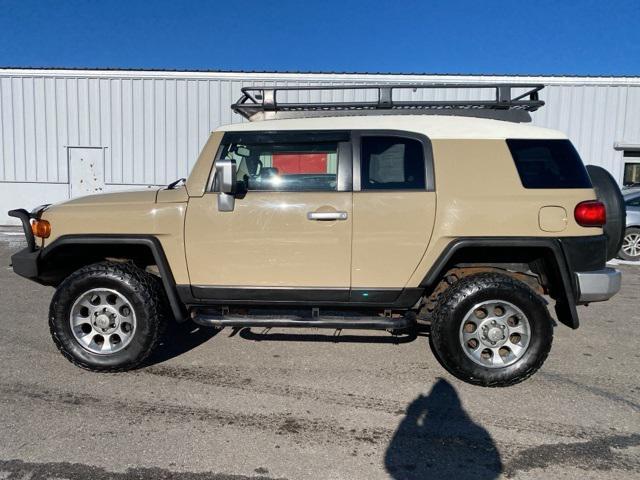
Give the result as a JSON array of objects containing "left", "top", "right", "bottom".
[
  {"left": 49, "top": 261, "right": 167, "bottom": 372},
  {"left": 429, "top": 273, "right": 553, "bottom": 387}
]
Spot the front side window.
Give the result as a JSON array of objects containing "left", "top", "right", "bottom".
[
  {"left": 219, "top": 141, "right": 339, "bottom": 192},
  {"left": 360, "top": 136, "right": 426, "bottom": 190}
]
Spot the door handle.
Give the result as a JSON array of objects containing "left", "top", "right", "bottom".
[{"left": 307, "top": 211, "right": 348, "bottom": 221}]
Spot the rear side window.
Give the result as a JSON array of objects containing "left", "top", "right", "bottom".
[
  {"left": 360, "top": 136, "right": 425, "bottom": 190},
  {"left": 507, "top": 139, "right": 592, "bottom": 189}
]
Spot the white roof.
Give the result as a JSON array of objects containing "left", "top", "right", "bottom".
[{"left": 216, "top": 115, "right": 567, "bottom": 140}]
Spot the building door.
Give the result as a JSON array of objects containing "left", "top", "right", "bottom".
[{"left": 68, "top": 147, "right": 105, "bottom": 198}]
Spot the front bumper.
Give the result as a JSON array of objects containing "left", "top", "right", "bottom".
[
  {"left": 11, "top": 246, "right": 40, "bottom": 280},
  {"left": 575, "top": 268, "right": 622, "bottom": 303},
  {"left": 7, "top": 208, "right": 43, "bottom": 281}
]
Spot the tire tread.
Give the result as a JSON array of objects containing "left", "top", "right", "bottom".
[
  {"left": 430, "top": 272, "right": 553, "bottom": 387},
  {"left": 49, "top": 261, "right": 167, "bottom": 372}
]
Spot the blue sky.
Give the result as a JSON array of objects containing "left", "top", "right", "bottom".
[{"left": 0, "top": 0, "right": 639, "bottom": 75}]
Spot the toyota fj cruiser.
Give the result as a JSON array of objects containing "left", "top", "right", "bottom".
[{"left": 8, "top": 84, "right": 625, "bottom": 386}]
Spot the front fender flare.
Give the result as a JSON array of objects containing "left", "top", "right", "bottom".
[{"left": 40, "top": 235, "right": 187, "bottom": 322}]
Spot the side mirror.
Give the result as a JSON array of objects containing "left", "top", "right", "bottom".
[
  {"left": 215, "top": 159, "right": 237, "bottom": 212},
  {"left": 216, "top": 158, "right": 237, "bottom": 194}
]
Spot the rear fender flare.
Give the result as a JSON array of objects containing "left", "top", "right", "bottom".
[{"left": 420, "top": 237, "right": 580, "bottom": 329}]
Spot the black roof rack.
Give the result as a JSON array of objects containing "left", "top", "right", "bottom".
[{"left": 231, "top": 83, "right": 545, "bottom": 121}]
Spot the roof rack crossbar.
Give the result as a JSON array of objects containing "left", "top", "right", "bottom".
[{"left": 231, "top": 83, "right": 545, "bottom": 121}]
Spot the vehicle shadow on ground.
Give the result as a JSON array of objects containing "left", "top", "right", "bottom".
[
  {"left": 145, "top": 320, "right": 221, "bottom": 366},
  {"left": 385, "top": 378, "right": 502, "bottom": 480}
]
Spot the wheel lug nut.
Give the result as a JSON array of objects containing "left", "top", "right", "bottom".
[{"left": 491, "top": 320, "right": 496, "bottom": 325}]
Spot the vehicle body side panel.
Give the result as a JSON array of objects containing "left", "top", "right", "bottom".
[
  {"left": 41, "top": 195, "right": 190, "bottom": 284},
  {"left": 407, "top": 139, "right": 599, "bottom": 288},
  {"left": 185, "top": 191, "right": 353, "bottom": 288},
  {"left": 351, "top": 191, "right": 436, "bottom": 288}
]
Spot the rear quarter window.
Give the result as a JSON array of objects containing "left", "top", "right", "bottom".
[{"left": 506, "top": 139, "right": 592, "bottom": 189}]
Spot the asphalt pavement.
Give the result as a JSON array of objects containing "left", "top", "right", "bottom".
[{"left": 0, "top": 230, "right": 639, "bottom": 479}]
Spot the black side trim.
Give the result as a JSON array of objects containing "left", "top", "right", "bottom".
[
  {"left": 180, "top": 286, "right": 423, "bottom": 309},
  {"left": 8, "top": 209, "right": 36, "bottom": 251},
  {"left": 40, "top": 235, "right": 187, "bottom": 322},
  {"left": 350, "top": 289, "right": 402, "bottom": 303},
  {"left": 192, "top": 286, "right": 350, "bottom": 302},
  {"left": 420, "top": 237, "right": 581, "bottom": 329}
]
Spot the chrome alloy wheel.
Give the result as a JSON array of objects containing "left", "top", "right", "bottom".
[
  {"left": 459, "top": 300, "right": 531, "bottom": 368},
  {"left": 69, "top": 288, "right": 137, "bottom": 355},
  {"left": 622, "top": 232, "right": 640, "bottom": 258}
]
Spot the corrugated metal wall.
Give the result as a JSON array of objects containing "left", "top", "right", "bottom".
[
  {"left": 0, "top": 69, "right": 639, "bottom": 189},
  {"left": 0, "top": 75, "right": 251, "bottom": 185},
  {"left": 532, "top": 84, "right": 640, "bottom": 182}
]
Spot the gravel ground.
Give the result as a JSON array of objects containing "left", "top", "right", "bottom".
[{"left": 0, "top": 230, "right": 639, "bottom": 480}]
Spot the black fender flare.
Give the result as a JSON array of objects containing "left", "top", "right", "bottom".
[
  {"left": 40, "top": 235, "right": 187, "bottom": 322},
  {"left": 419, "top": 237, "right": 580, "bottom": 329}
]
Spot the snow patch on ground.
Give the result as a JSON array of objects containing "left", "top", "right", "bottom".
[{"left": 607, "top": 258, "right": 640, "bottom": 266}]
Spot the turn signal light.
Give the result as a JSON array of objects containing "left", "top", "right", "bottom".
[
  {"left": 31, "top": 219, "right": 51, "bottom": 238},
  {"left": 574, "top": 201, "right": 606, "bottom": 227}
]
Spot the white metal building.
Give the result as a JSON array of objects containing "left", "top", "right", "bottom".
[{"left": 1, "top": 68, "right": 640, "bottom": 225}]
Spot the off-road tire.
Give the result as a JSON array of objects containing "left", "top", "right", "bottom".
[
  {"left": 49, "top": 261, "right": 167, "bottom": 372},
  {"left": 429, "top": 272, "right": 553, "bottom": 387}
]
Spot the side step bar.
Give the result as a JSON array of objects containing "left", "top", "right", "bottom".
[{"left": 192, "top": 311, "right": 415, "bottom": 331}]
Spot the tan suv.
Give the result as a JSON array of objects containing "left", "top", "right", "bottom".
[{"left": 8, "top": 84, "right": 625, "bottom": 386}]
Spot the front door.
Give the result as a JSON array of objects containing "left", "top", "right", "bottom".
[{"left": 185, "top": 131, "right": 353, "bottom": 301}]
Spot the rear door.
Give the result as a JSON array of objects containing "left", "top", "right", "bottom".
[
  {"left": 350, "top": 131, "right": 437, "bottom": 300},
  {"left": 185, "top": 131, "right": 353, "bottom": 301}
]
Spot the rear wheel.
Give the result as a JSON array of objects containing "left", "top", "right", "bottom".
[
  {"left": 49, "top": 261, "right": 167, "bottom": 372},
  {"left": 429, "top": 273, "right": 553, "bottom": 387},
  {"left": 619, "top": 227, "right": 640, "bottom": 261}
]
